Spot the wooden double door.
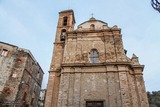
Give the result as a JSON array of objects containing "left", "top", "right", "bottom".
[{"left": 86, "top": 101, "right": 103, "bottom": 107}]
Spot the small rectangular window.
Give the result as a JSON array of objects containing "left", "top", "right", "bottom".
[
  {"left": 86, "top": 101, "right": 103, "bottom": 107},
  {"left": 37, "top": 72, "right": 40, "bottom": 79},
  {"left": 12, "top": 72, "right": 17, "bottom": 78},
  {"left": 1, "top": 49, "right": 8, "bottom": 56}
]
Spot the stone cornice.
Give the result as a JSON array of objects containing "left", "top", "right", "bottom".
[
  {"left": 54, "top": 41, "right": 65, "bottom": 44},
  {"left": 61, "top": 62, "right": 144, "bottom": 71},
  {"left": 61, "top": 70, "right": 129, "bottom": 74},
  {"left": 67, "top": 28, "right": 121, "bottom": 34},
  {"left": 61, "top": 62, "right": 132, "bottom": 67}
]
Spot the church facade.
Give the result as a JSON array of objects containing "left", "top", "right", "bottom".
[{"left": 45, "top": 10, "right": 149, "bottom": 107}]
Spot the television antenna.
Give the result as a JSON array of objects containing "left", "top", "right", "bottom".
[{"left": 151, "top": 0, "right": 160, "bottom": 12}]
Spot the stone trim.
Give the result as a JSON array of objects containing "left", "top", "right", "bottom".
[
  {"left": 62, "top": 62, "right": 131, "bottom": 67},
  {"left": 67, "top": 29, "right": 121, "bottom": 34}
]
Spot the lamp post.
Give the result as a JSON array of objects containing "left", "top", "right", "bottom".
[{"left": 151, "top": 0, "right": 160, "bottom": 12}]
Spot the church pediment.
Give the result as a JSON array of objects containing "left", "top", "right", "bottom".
[{"left": 77, "top": 17, "right": 109, "bottom": 31}]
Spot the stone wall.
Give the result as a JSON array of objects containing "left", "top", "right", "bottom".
[
  {"left": 63, "top": 30, "right": 127, "bottom": 64},
  {"left": 0, "top": 42, "right": 44, "bottom": 107},
  {"left": 57, "top": 65, "right": 148, "bottom": 107}
]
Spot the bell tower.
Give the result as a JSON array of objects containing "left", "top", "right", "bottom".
[
  {"left": 55, "top": 10, "right": 75, "bottom": 42},
  {"left": 45, "top": 10, "right": 75, "bottom": 107}
]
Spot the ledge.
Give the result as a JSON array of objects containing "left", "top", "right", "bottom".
[
  {"left": 54, "top": 41, "right": 65, "bottom": 44},
  {"left": 67, "top": 28, "right": 121, "bottom": 34},
  {"left": 61, "top": 62, "right": 132, "bottom": 67}
]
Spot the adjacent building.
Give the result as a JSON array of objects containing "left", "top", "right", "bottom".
[
  {"left": 38, "top": 89, "right": 46, "bottom": 107},
  {"left": 0, "top": 41, "right": 44, "bottom": 107},
  {"left": 45, "top": 10, "right": 149, "bottom": 107}
]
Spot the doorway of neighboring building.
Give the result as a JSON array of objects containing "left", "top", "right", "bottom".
[{"left": 86, "top": 101, "right": 104, "bottom": 107}]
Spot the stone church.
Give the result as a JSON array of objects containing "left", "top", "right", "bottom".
[{"left": 45, "top": 10, "right": 149, "bottom": 107}]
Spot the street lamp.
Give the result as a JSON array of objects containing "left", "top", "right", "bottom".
[{"left": 151, "top": 0, "right": 160, "bottom": 12}]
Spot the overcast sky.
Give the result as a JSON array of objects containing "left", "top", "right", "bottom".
[{"left": 0, "top": 0, "right": 160, "bottom": 91}]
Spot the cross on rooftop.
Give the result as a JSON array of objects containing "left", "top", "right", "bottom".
[{"left": 91, "top": 13, "right": 94, "bottom": 18}]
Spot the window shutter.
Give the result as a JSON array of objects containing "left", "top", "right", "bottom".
[{"left": 7, "top": 50, "right": 10, "bottom": 56}]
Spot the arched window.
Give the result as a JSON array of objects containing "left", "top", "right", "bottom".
[
  {"left": 63, "top": 17, "right": 68, "bottom": 26},
  {"left": 89, "top": 49, "right": 99, "bottom": 63},
  {"left": 60, "top": 29, "right": 66, "bottom": 41},
  {"left": 90, "top": 24, "right": 95, "bottom": 30}
]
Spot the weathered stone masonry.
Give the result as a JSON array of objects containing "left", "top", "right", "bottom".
[
  {"left": 45, "top": 10, "right": 149, "bottom": 107},
  {"left": 0, "top": 42, "right": 44, "bottom": 107}
]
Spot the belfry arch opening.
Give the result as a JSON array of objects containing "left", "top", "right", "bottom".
[
  {"left": 63, "top": 17, "right": 68, "bottom": 26},
  {"left": 60, "top": 29, "right": 66, "bottom": 41}
]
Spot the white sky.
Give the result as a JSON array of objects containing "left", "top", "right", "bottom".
[{"left": 0, "top": 0, "right": 160, "bottom": 91}]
